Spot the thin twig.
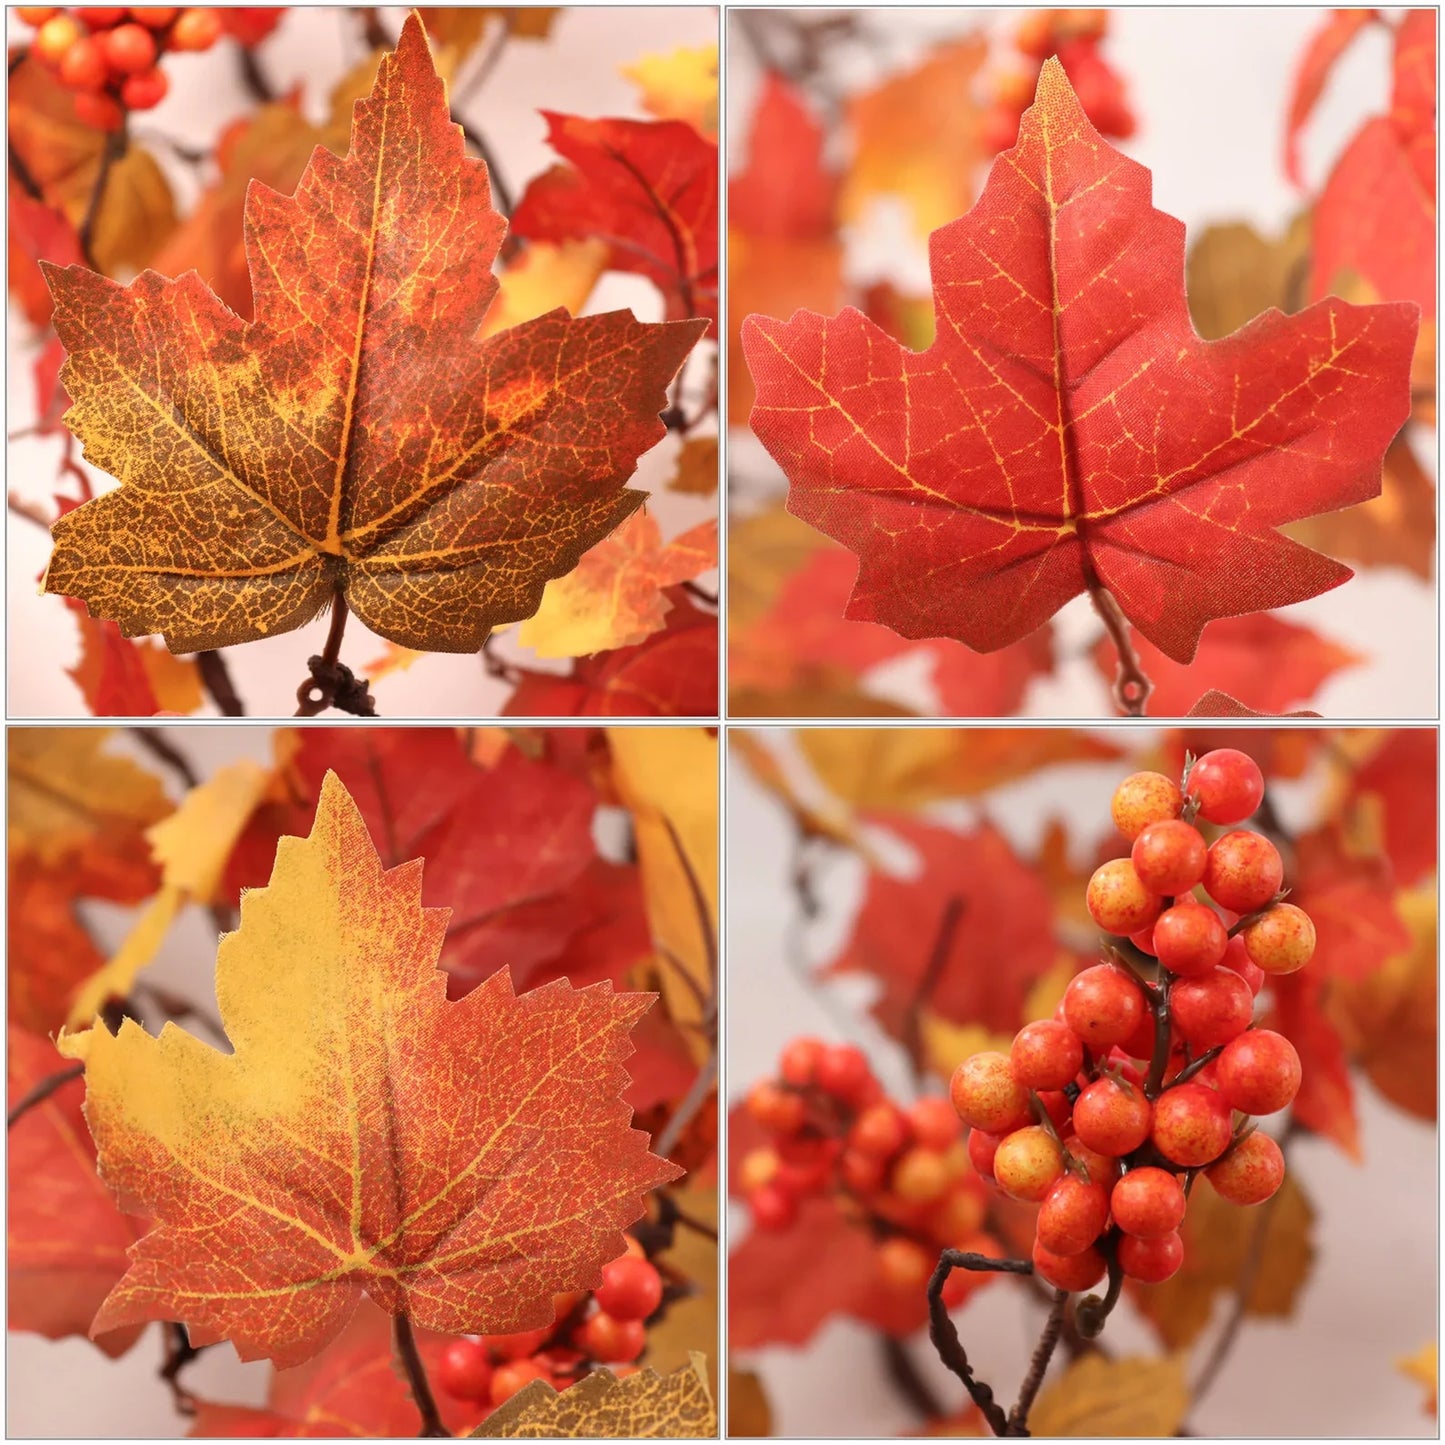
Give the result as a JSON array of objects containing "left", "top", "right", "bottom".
[
  {"left": 8, "top": 493, "right": 53, "bottom": 530},
  {"left": 8, "top": 1063, "right": 84, "bottom": 1128},
  {"left": 653, "top": 1051, "right": 716, "bottom": 1162},
  {"left": 393, "top": 1315, "right": 448, "bottom": 1437},
  {"left": 1008, "top": 1289, "right": 1068, "bottom": 1433},
  {"left": 882, "top": 1335, "right": 946, "bottom": 1422},
  {"left": 1089, "top": 584, "right": 1152, "bottom": 716},
  {"left": 196, "top": 651, "right": 245, "bottom": 716},
  {"left": 159, "top": 1322, "right": 206, "bottom": 1417},
  {"left": 130, "top": 728, "right": 200, "bottom": 789},
  {"left": 901, "top": 895, "right": 965, "bottom": 1088}
]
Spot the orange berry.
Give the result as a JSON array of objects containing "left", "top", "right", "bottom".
[
  {"left": 738, "top": 1147, "right": 779, "bottom": 1195},
  {"left": 878, "top": 1235, "right": 934, "bottom": 1290},
  {"left": 993, "top": 1125, "right": 1065, "bottom": 1203},
  {"left": 1206, "top": 1130, "right": 1285, "bottom": 1205},
  {"left": 577, "top": 1309, "right": 645, "bottom": 1364},
  {"left": 1086, "top": 858, "right": 1164, "bottom": 935},
  {"left": 908, "top": 1095, "right": 962, "bottom": 1151},
  {"left": 1032, "top": 1238, "right": 1106, "bottom": 1292},
  {"left": 892, "top": 1146, "right": 952, "bottom": 1205},
  {"left": 15, "top": 8, "right": 61, "bottom": 26},
  {"left": 32, "top": 13, "right": 86, "bottom": 66},
  {"left": 1242, "top": 904, "right": 1316, "bottom": 975},
  {"left": 119, "top": 65, "right": 168, "bottom": 109},
  {"left": 1111, "top": 771, "right": 1183, "bottom": 840},
  {"left": 73, "top": 7, "right": 127, "bottom": 26},
  {"left": 58, "top": 35, "right": 108, "bottom": 91},
  {"left": 72, "top": 90, "right": 124, "bottom": 129},
  {"left": 170, "top": 6, "right": 221, "bottom": 50},
  {"left": 490, "top": 1359, "right": 548, "bottom": 1406},
  {"left": 101, "top": 21, "right": 157, "bottom": 72},
  {"left": 950, "top": 1051, "right": 1033, "bottom": 1134},
  {"left": 130, "top": 7, "right": 180, "bottom": 26}
]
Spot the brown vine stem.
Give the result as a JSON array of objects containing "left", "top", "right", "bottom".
[
  {"left": 927, "top": 1250, "right": 1035, "bottom": 1437},
  {"left": 1089, "top": 584, "right": 1152, "bottom": 716},
  {"left": 393, "top": 1314, "right": 448, "bottom": 1437},
  {"left": 7, "top": 1063, "right": 84, "bottom": 1129},
  {"left": 1008, "top": 1289, "right": 1068, "bottom": 1433},
  {"left": 77, "top": 124, "right": 127, "bottom": 272},
  {"left": 197, "top": 651, "right": 246, "bottom": 716}
]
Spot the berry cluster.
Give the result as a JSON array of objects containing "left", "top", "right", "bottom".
[
  {"left": 950, "top": 749, "right": 1308, "bottom": 1296},
  {"left": 983, "top": 8, "right": 1136, "bottom": 154},
  {"left": 433, "top": 1241, "right": 663, "bottom": 1419},
  {"left": 17, "top": 7, "right": 222, "bottom": 130},
  {"left": 739, "top": 1040, "right": 1001, "bottom": 1308}
]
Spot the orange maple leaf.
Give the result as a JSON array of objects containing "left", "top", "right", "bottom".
[
  {"left": 58, "top": 771, "right": 679, "bottom": 1367},
  {"left": 40, "top": 14, "right": 704, "bottom": 655}
]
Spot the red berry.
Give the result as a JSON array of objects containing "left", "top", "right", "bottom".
[
  {"left": 1111, "top": 771, "right": 1183, "bottom": 840},
  {"left": 1129, "top": 927, "right": 1158, "bottom": 956},
  {"left": 1036, "top": 1088, "right": 1072, "bottom": 1133},
  {"left": 1215, "top": 1030, "right": 1301, "bottom": 1115},
  {"left": 1219, "top": 935, "right": 1266, "bottom": 995},
  {"left": 594, "top": 1255, "right": 662, "bottom": 1323},
  {"left": 993, "top": 1125, "right": 1064, "bottom": 1203},
  {"left": 1036, "top": 1175, "right": 1110, "bottom": 1255},
  {"left": 773, "top": 1136, "right": 835, "bottom": 1196},
  {"left": 1203, "top": 831, "right": 1283, "bottom": 914},
  {"left": 170, "top": 6, "right": 222, "bottom": 50},
  {"left": 779, "top": 1036, "right": 824, "bottom": 1087},
  {"left": 814, "top": 1043, "right": 874, "bottom": 1103},
  {"left": 32, "top": 13, "right": 86, "bottom": 66},
  {"left": 58, "top": 35, "right": 108, "bottom": 91},
  {"left": 437, "top": 1338, "right": 494, "bottom": 1403},
  {"left": 1169, "top": 967, "right": 1254, "bottom": 1050},
  {"left": 1010, "top": 1018, "right": 1084, "bottom": 1090},
  {"left": 15, "top": 8, "right": 60, "bottom": 26},
  {"left": 1110, "top": 1167, "right": 1186, "bottom": 1239},
  {"left": 1242, "top": 904, "right": 1316, "bottom": 975},
  {"left": 849, "top": 1102, "right": 909, "bottom": 1158},
  {"left": 1118, "top": 1230, "right": 1184, "bottom": 1283},
  {"left": 577, "top": 1309, "right": 645, "bottom": 1364},
  {"left": 1206, "top": 1130, "right": 1285, "bottom": 1205},
  {"left": 1086, "top": 858, "right": 1163, "bottom": 935},
  {"left": 1151, "top": 1083, "right": 1233, "bottom": 1167},
  {"left": 1063, "top": 1136, "right": 1121, "bottom": 1192},
  {"left": 1152, "top": 901, "right": 1228, "bottom": 977},
  {"left": 1015, "top": 10, "right": 1058, "bottom": 59},
  {"left": 1187, "top": 750, "right": 1264, "bottom": 825},
  {"left": 1131, "top": 819, "right": 1207, "bottom": 896},
  {"left": 966, "top": 1128, "right": 1002, "bottom": 1181},
  {"left": 877, "top": 1236, "right": 933, "bottom": 1289},
  {"left": 893, "top": 1146, "right": 953, "bottom": 1204},
  {"left": 950, "top": 1051, "right": 1034, "bottom": 1134},
  {"left": 1032, "top": 1238, "right": 1107, "bottom": 1292},
  {"left": 72, "top": 90, "right": 124, "bottom": 129},
  {"left": 930, "top": 1181, "right": 986, "bottom": 1244},
  {"left": 746, "top": 1080, "right": 805, "bottom": 1135},
  {"left": 1120, "top": 1007, "right": 1159, "bottom": 1062},
  {"left": 839, "top": 1147, "right": 886, "bottom": 1195},
  {"left": 748, "top": 1183, "right": 797, "bottom": 1231},
  {"left": 738, "top": 1147, "right": 778, "bottom": 1195},
  {"left": 120, "top": 65, "right": 168, "bottom": 109},
  {"left": 73, "top": 7, "right": 127, "bottom": 26},
  {"left": 908, "top": 1096, "right": 962, "bottom": 1151},
  {"left": 1072, "top": 1077, "right": 1151, "bottom": 1157},
  {"left": 1062, "top": 964, "right": 1145, "bottom": 1050},
  {"left": 130, "top": 7, "right": 180, "bottom": 26},
  {"left": 103, "top": 22, "right": 158, "bottom": 72},
  {"left": 490, "top": 1359, "right": 548, "bottom": 1406},
  {"left": 480, "top": 1325, "right": 548, "bottom": 1363}
]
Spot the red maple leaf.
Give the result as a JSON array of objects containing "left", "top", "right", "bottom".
[
  {"left": 827, "top": 818, "right": 1058, "bottom": 1038},
  {"left": 8, "top": 1026, "right": 147, "bottom": 1356},
  {"left": 1268, "top": 973, "right": 1359, "bottom": 1159},
  {"left": 732, "top": 545, "right": 1056, "bottom": 716},
  {"left": 1090, "top": 613, "right": 1361, "bottom": 717},
  {"left": 743, "top": 59, "right": 1417, "bottom": 663},
  {"left": 1345, "top": 729, "right": 1437, "bottom": 886},
  {"left": 223, "top": 729, "right": 608, "bottom": 994},
  {"left": 1185, "top": 691, "right": 1320, "bottom": 718},
  {"left": 504, "top": 589, "right": 717, "bottom": 717},
  {"left": 1283, "top": 9, "right": 1382, "bottom": 186},
  {"left": 1291, "top": 823, "right": 1411, "bottom": 983},
  {"left": 511, "top": 113, "right": 719, "bottom": 332}
]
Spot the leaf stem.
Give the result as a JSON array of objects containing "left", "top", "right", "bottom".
[
  {"left": 7, "top": 1063, "right": 84, "bottom": 1129},
  {"left": 1089, "top": 584, "right": 1152, "bottom": 716},
  {"left": 294, "top": 592, "right": 373, "bottom": 717},
  {"left": 393, "top": 1314, "right": 448, "bottom": 1438}
]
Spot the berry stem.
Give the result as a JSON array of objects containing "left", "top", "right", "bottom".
[
  {"left": 1225, "top": 889, "right": 1292, "bottom": 938},
  {"left": 1142, "top": 973, "right": 1174, "bottom": 1099},
  {"left": 1007, "top": 1288, "right": 1068, "bottom": 1433},
  {"left": 392, "top": 1314, "right": 449, "bottom": 1438},
  {"left": 1073, "top": 1230, "right": 1125, "bottom": 1339},
  {"left": 1164, "top": 1043, "right": 1225, "bottom": 1090}
]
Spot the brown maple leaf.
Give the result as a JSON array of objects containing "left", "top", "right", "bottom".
[{"left": 41, "top": 14, "right": 704, "bottom": 654}]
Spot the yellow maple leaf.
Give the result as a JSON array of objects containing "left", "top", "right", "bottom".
[
  {"left": 521, "top": 515, "right": 717, "bottom": 659},
  {"left": 1398, "top": 1342, "right": 1438, "bottom": 1414},
  {"left": 1028, "top": 1354, "right": 1190, "bottom": 1437},
  {"left": 622, "top": 43, "right": 718, "bottom": 136},
  {"left": 607, "top": 728, "right": 717, "bottom": 1060},
  {"left": 67, "top": 760, "right": 270, "bottom": 1025},
  {"left": 479, "top": 238, "right": 610, "bottom": 340},
  {"left": 476, "top": 1353, "right": 716, "bottom": 1437}
]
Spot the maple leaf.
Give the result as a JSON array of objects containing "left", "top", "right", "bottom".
[
  {"left": 504, "top": 589, "right": 718, "bottom": 717},
  {"left": 743, "top": 59, "right": 1418, "bottom": 663},
  {"left": 731, "top": 543, "right": 1057, "bottom": 718},
  {"left": 1185, "top": 690, "right": 1320, "bottom": 719},
  {"left": 839, "top": 37, "right": 987, "bottom": 241},
  {"left": 1398, "top": 1342, "right": 1439, "bottom": 1415},
  {"left": 510, "top": 112, "right": 719, "bottom": 332},
  {"left": 224, "top": 729, "right": 606, "bottom": 994},
  {"left": 7, "top": 50, "right": 176, "bottom": 278},
  {"left": 827, "top": 818, "right": 1059, "bottom": 1038},
  {"left": 58, "top": 771, "right": 680, "bottom": 1366},
  {"left": 1268, "top": 972, "right": 1360, "bottom": 1158},
  {"left": 478, "top": 239, "right": 610, "bottom": 341},
  {"left": 41, "top": 15, "right": 705, "bottom": 655},
  {"left": 622, "top": 44, "right": 719, "bottom": 137},
  {"left": 1028, "top": 1356, "right": 1190, "bottom": 1437},
  {"left": 1343, "top": 727, "right": 1438, "bottom": 887},
  {"left": 64, "top": 598, "right": 203, "bottom": 718},
  {"left": 8, "top": 178, "right": 83, "bottom": 328},
  {"left": 1283, "top": 9, "right": 1381, "bottom": 186},
  {"left": 519, "top": 513, "right": 718, "bottom": 659},
  {"left": 1090, "top": 613, "right": 1361, "bottom": 717},
  {"left": 478, "top": 1355, "right": 717, "bottom": 1437},
  {"left": 1132, "top": 1172, "right": 1315, "bottom": 1349},
  {"left": 8, "top": 1026, "right": 147, "bottom": 1356},
  {"left": 8, "top": 857, "right": 106, "bottom": 1034}
]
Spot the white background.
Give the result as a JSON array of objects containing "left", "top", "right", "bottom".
[
  {"left": 727, "top": 7, "right": 1438, "bottom": 719},
  {"left": 726, "top": 727, "right": 1438, "bottom": 1437},
  {"left": 7, "top": 5, "right": 719, "bottom": 719}
]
